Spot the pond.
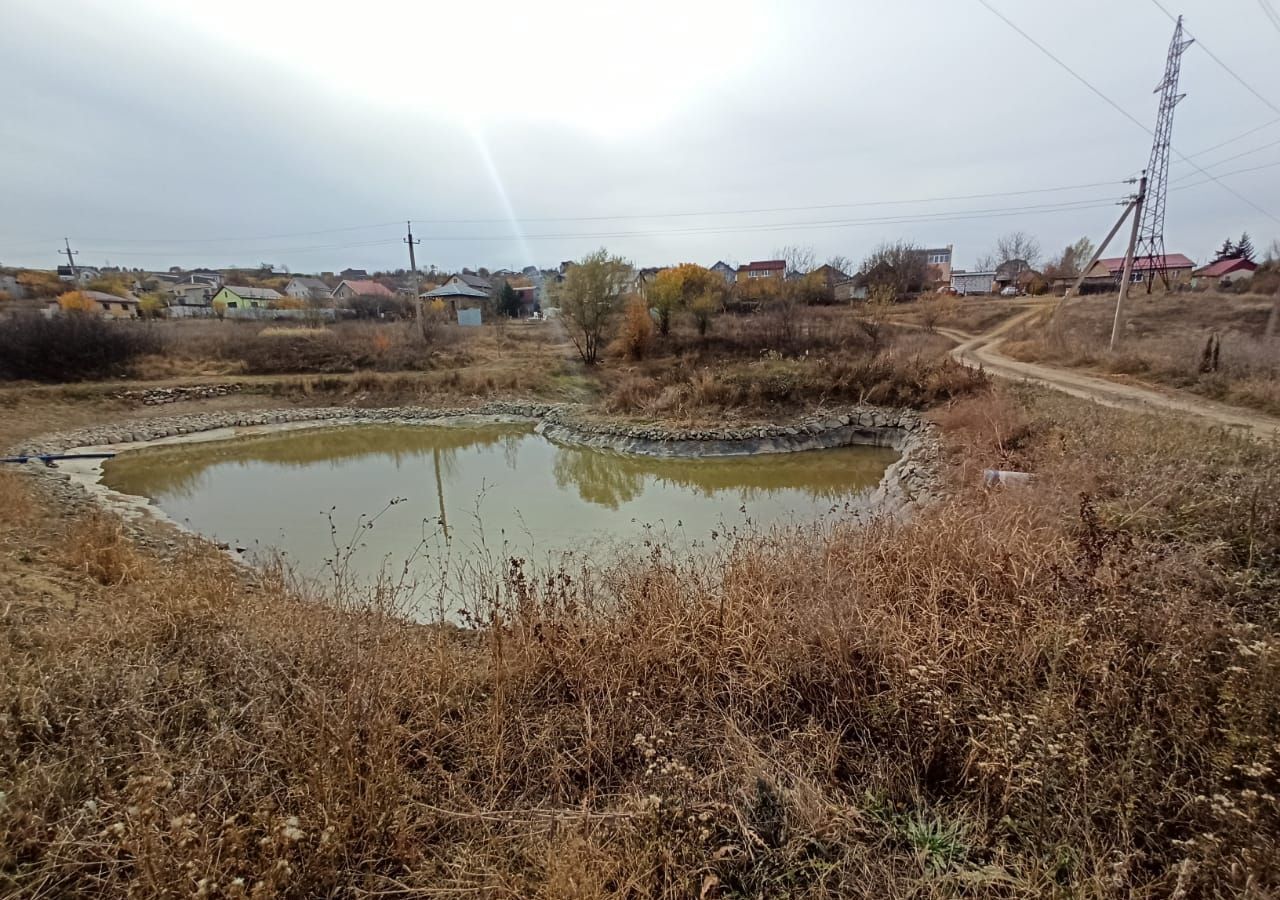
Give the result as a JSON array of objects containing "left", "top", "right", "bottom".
[{"left": 100, "top": 423, "right": 897, "bottom": 619}]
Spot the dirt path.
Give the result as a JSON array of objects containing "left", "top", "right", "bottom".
[{"left": 942, "top": 307, "right": 1280, "bottom": 439}]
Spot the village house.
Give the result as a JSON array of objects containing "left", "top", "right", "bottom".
[
  {"left": 443, "top": 273, "right": 494, "bottom": 297},
  {"left": 56, "top": 265, "right": 100, "bottom": 283},
  {"left": 736, "top": 259, "right": 786, "bottom": 282},
  {"left": 331, "top": 280, "right": 395, "bottom": 302},
  {"left": 339, "top": 268, "right": 370, "bottom": 280},
  {"left": 950, "top": 270, "right": 997, "bottom": 295},
  {"left": 1194, "top": 257, "right": 1257, "bottom": 288},
  {"left": 810, "top": 263, "right": 850, "bottom": 289},
  {"left": 1095, "top": 253, "right": 1195, "bottom": 286},
  {"left": 422, "top": 280, "right": 488, "bottom": 320},
  {"left": 710, "top": 261, "right": 736, "bottom": 285},
  {"left": 46, "top": 290, "right": 140, "bottom": 318},
  {"left": 921, "top": 246, "right": 954, "bottom": 285},
  {"left": 284, "top": 276, "right": 333, "bottom": 302},
  {"left": 168, "top": 283, "right": 213, "bottom": 307},
  {"left": 210, "top": 285, "right": 284, "bottom": 309}
]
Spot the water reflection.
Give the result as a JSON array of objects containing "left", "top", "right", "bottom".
[
  {"left": 101, "top": 424, "right": 897, "bottom": 615},
  {"left": 552, "top": 443, "right": 894, "bottom": 510}
]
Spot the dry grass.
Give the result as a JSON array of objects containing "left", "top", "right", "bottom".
[
  {"left": 3, "top": 386, "right": 1280, "bottom": 896},
  {"left": 1002, "top": 291, "right": 1280, "bottom": 415},
  {"left": 601, "top": 324, "right": 985, "bottom": 421}
]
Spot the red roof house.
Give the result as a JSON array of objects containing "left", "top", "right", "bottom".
[
  {"left": 332, "top": 279, "right": 396, "bottom": 301},
  {"left": 735, "top": 259, "right": 786, "bottom": 282},
  {"left": 1089, "top": 253, "right": 1195, "bottom": 285},
  {"left": 1195, "top": 257, "right": 1258, "bottom": 282}
]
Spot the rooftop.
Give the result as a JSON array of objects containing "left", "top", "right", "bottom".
[
  {"left": 738, "top": 259, "right": 786, "bottom": 272},
  {"left": 222, "top": 285, "right": 283, "bottom": 300},
  {"left": 1098, "top": 254, "right": 1195, "bottom": 273},
  {"left": 1196, "top": 257, "right": 1258, "bottom": 277}
]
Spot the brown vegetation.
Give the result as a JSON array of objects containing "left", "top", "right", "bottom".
[
  {"left": 0, "top": 313, "right": 162, "bottom": 382},
  {"left": 1001, "top": 291, "right": 1280, "bottom": 415},
  {"left": 3, "top": 385, "right": 1279, "bottom": 896},
  {"left": 601, "top": 312, "right": 984, "bottom": 420}
]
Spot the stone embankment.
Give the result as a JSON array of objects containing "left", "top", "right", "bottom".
[
  {"left": 15, "top": 401, "right": 944, "bottom": 515},
  {"left": 113, "top": 384, "right": 244, "bottom": 406}
]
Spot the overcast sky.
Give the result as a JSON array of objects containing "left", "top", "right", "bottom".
[{"left": 2, "top": 0, "right": 1278, "bottom": 274}]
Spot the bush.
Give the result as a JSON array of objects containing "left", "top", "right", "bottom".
[
  {"left": 613, "top": 295, "right": 654, "bottom": 360},
  {"left": 0, "top": 313, "right": 160, "bottom": 381}
]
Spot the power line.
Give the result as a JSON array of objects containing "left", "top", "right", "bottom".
[
  {"left": 974, "top": 0, "right": 1280, "bottom": 226},
  {"left": 1171, "top": 135, "right": 1280, "bottom": 181},
  {"left": 1170, "top": 157, "right": 1280, "bottom": 190},
  {"left": 56, "top": 197, "right": 1124, "bottom": 257},
  {"left": 1149, "top": 0, "right": 1280, "bottom": 116},
  {"left": 1256, "top": 0, "right": 1280, "bottom": 36},
  {"left": 973, "top": 0, "right": 1153, "bottom": 134},
  {"left": 22, "top": 179, "right": 1132, "bottom": 253},
  {"left": 1183, "top": 115, "right": 1280, "bottom": 160},
  {"left": 405, "top": 181, "right": 1129, "bottom": 225}
]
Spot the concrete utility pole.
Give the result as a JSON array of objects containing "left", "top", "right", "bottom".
[
  {"left": 1063, "top": 196, "right": 1136, "bottom": 300},
  {"left": 1111, "top": 174, "right": 1148, "bottom": 352},
  {"left": 404, "top": 221, "right": 424, "bottom": 339},
  {"left": 62, "top": 238, "right": 79, "bottom": 281}
]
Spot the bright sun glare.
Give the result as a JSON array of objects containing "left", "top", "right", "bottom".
[{"left": 145, "top": 0, "right": 771, "bottom": 136}]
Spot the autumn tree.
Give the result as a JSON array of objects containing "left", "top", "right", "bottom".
[
  {"left": 647, "top": 270, "right": 682, "bottom": 337},
  {"left": 17, "top": 270, "right": 63, "bottom": 299},
  {"left": 85, "top": 276, "right": 132, "bottom": 298},
  {"left": 689, "top": 292, "right": 718, "bottom": 336},
  {"left": 138, "top": 292, "right": 167, "bottom": 319},
  {"left": 616, "top": 294, "right": 654, "bottom": 360},
  {"left": 649, "top": 263, "right": 724, "bottom": 336},
  {"left": 554, "top": 248, "right": 632, "bottom": 365},
  {"left": 57, "top": 291, "right": 98, "bottom": 313},
  {"left": 1044, "top": 236, "right": 1097, "bottom": 281}
]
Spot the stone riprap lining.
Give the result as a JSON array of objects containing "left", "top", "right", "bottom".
[{"left": 14, "top": 401, "right": 944, "bottom": 518}]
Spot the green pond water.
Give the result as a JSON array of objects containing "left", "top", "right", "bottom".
[{"left": 101, "top": 424, "right": 897, "bottom": 617}]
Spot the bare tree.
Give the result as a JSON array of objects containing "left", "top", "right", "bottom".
[
  {"left": 825, "top": 255, "right": 854, "bottom": 278},
  {"left": 855, "top": 240, "right": 928, "bottom": 301},
  {"left": 554, "top": 248, "right": 632, "bottom": 365},
  {"left": 984, "top": 231, "right": 1043, "bottom": 271},
  {"left": 775, "top": 245, "right": 816, "bottom": 276}
]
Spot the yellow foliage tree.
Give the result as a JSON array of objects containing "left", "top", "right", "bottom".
[
  {"left": 616, "top": 294, "right": 654, "bottom": 360},
  {"left": 17, "top": 271, "right": 63, "bottom": 298},
  {"left": 85, "top": 276, "right": 132, "bottom": 298},
  {"left": 138, "top": 293, "right": 167, "bottom": 319},
  {"left": 689, "top": 291, "right": 719, "bottom": 337},
  {"left": 271, "top": 296, "right": 307, "bottom": 310},
  {"left": 57, "top": 291, "right": 99, "bottom": 313},
  {"left": 649, "top": 263, "right": 724, "bottom": 336},
  {"left": 212, "top": 299, "right": 228, "bottom": 320}
]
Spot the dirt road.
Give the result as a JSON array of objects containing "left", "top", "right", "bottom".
[{"left": 942, "top": 307, "right": 1280, "bottom": 439}]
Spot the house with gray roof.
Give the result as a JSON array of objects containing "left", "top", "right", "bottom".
[{"left": 284, "top": 276, "right": 333, "bottom": 302}]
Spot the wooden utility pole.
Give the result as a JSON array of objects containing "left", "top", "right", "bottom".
[
  {"left": 1062, "top": 198, "right": 1137, "bottom": 303},
  {"left": 62, "top": 238, "right": 80, "bottom": 281},
  {"left": 404, "top": 221, "right": 423, "bottom": 339},
  {"left": 1110, "top": 174, "right": 1147, "bottom": 352}
]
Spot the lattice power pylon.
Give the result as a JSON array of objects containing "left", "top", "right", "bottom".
[{"left": 1135, "top": 15, "right": 1194, "bottom": 291}]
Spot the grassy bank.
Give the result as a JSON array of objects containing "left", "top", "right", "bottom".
[
  {"left": 1000, "top": 291, "right": 1280, "bottom": 416},
  {"left": 3, "top": 385, "right": 1279, "bottom": 897}
]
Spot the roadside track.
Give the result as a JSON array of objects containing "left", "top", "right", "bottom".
[{"left": 941, "top": 306, "right": 1280, "bottom": 439}]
